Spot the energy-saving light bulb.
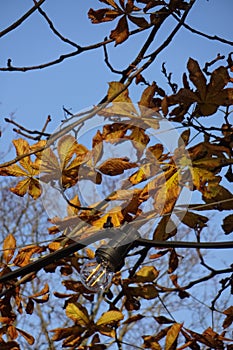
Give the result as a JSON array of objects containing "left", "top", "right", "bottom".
[
  {"left": 80, "top": 257, "right": 114, "bottom": 292},
  {"left": 79, "top": 226, "right": 140, "bottom": 292}
]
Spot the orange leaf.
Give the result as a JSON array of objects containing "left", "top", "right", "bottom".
[
  {"left": 98, "top": 157, "right": 137, "bottom": 176},
  {"left": 16, "top": 328, "right": 35, "bottom": 345},
  {"left": 3, "top": 234, "right": 16, "bottom": 264}
]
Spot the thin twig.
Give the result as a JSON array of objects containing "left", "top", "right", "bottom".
[{"left": 0, "top": 0, "right": 46, "bottom": 38}]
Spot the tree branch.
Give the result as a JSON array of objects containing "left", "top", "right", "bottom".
[{"left": 0, "top": 0, "right": 46, "bottom": 38}]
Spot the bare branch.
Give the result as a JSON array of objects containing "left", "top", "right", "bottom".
[{"left": 0, "top": 0, "right": 46, "bottom": 38}]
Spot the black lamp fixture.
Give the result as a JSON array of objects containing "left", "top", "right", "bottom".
[{"left": 80, "top": 224, "right": 140, "bottom": 292}]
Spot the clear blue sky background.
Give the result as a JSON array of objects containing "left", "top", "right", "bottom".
[
  {"left": 0, "top": 2, "right": 232, "bottom": 341},
  {"left": 0, "top": 0, "right": 232, "bottom": 154}
]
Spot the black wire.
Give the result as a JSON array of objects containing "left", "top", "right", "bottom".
[
  {"left": 0, "top": 234, "right": 232, "bottom": 287},
  {"left": 136, "top": 238, "right": 233, "bottom": 249}
]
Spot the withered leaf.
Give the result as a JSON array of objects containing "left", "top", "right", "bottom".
[
  {"left": 123, "top": 314, "right": 145, "bottom": 324},
  {"left": 51, "top": 326, "right": 83, "bottom": 342},
  {"left": 96, "top": 310, "right": 124, "bottom": 326},
  {"left": 165, "top": 323, "right": 182, "bottom": 350},
  {"left": 66, "top": 302, "right": 90, "bottom": 326},
  {"left": 168, "top": 249, "right": 179, "bottom": 274},
  {"left": 110, "top": 15, "right": 129, "bottom": 45},
  {"left": 98, "top": 157, "right": 137, "bottom": 176},
  {"left": 88, "top": 8, "right": 119, "bottom": 23},
  {"left": 3, "top": 234, "right": 16, "bottom": 264},
  {"left": 16, "top": 327, "right": 35, "bottom": 345},
  {"left": 222, "top": 214, "right": 233, "bottom": 235},
  {"left": 223, "top": 306, "right": 233, "bottom": 329},
  {"left": 154, "top": 316, "right": 175, "bottom": 325}
]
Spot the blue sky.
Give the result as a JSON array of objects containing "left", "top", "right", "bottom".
[{"left": 0, "top": 0, "right": 232, "bottom": 153}]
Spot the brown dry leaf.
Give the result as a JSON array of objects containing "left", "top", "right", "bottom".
[
  {"left": 187, "top": 58, "right": 207, "bottom": 101},
  {"left": 25, "top": 299, "right": 34, "bottom": 315},
  {"left": 3, "top": 234, "right": 16, "bottom": 264},
  {"left": 153, "top": 215, "right": 177, "bottom": 241},
  {"left": 51, "top": 326, "right": 83, "bottom": 342},
  {"left": 128, "top": 284, "right": 158, "bottom": 299},
  {"left": 13, "top": 245, "right": 45, "bottom": 267},
  {"left": 88, "top": 8, "right": 120, "bottom": 23},
  {"left": 166, "top": 58, "right": 233, "bottom": 117},
  {"left": 165, "top": 323, "right": 182, "bottom": 350},
  {"left": 143, "top": 335, "right": 162, "bottom": 350},
  {"left": 123, "top": 314, "right": 145, "bottom": 324},
  {"left": 147, "top": 143, "right": 164, "bottom": 160},
  {"left": 185, "top": 328, "right": 224, "bottom": 348},
  {"left": 222, "top": 214, "right": 233, "bottom": 235},
  {"left": 168, "top": 249, "right": 179, "bottom": 274},
  {"left": 29, "top": 283, "right": 49, "bottom": 298},
  {"left": 128, "top": 126, "right": 150, "bottom": 158},
  {"left": 8, "top": 325, "right": 18, "bottom": 340},
  {"left": 110, "top": 15, "right": 129, "bottom": 45},
  {"left": 16, "top": 327, "right": 35, "bottom": 345},
  {"left": 98, "top": 157, "right": 137, "bottom": 176},
  {"left": 154, "top": 316, "right": 175, "bottom": 325},
  {"left": 178, "top": 129, "right": 190, "bottom": 147},
  {"left": 223, "top": 306, "right": 233, "bottom": 329},
  {"left": 175, "top": 211, "right": 208, "bottom": 229}
]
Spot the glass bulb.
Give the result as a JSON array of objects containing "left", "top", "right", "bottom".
[{"left": 80, "top": 258, "right": 113, "bottom": 292}]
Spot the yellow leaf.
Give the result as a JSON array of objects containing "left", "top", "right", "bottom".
[
  {"left": 92, "top": 208, "right": 124, "bottom": 228},
  {"left": 165, "top": 323, "right": 182, "bottom": 350},
  {"left": 132, "top": 266, "right": 159, "bottom": 283},
  {"left": 57, "top": 135, "right": 78, "bottom": 169},
  {"left": 108, "top": 82, "right": 133, "bottom": 104},
  {"left": 66, "top": 302, "right": 89, "bottom": 326},
  {"left": 154, "top": 171, "right": 181, "bottom": 215},
  {"left": 3, "top": 233, "right": 16, "bottom": 264},
  {"left": 12, "top": 139, "right": 32, "bottom": 171},
  {"left": 67, "top": 195, "right": 81, "bottom": 216},
  {"left": 0, "top": 163, "right": 28, "bottom": 177},
  {"left": 96, "top": 310, "right": 124, "bottom": 326}
]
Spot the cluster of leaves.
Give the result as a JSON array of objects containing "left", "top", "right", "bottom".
[
  {"left": 88, "top": 0, "right": 189, "bottom": 45},
  {"left": 0, "top": 53, "right": 233, "bottom": 348}
]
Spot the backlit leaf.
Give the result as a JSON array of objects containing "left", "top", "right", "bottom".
[
  {"left": 96, "top": 310, "right": 124, "bottom": 326},
  {"left": 132, "top": 266, "right": 159, "bottom": 283},
  {"left": 3, "top": 233, "right": 16, "bottom": 264},
  {"left": 66, "top": 302, "right": 89, "bottom": 326},
  {"left": 165, "top": 323, "right": 182, "bottom": 350},
  {"left": 98, "top": 157, "right": 137, "bottom": 176}
]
